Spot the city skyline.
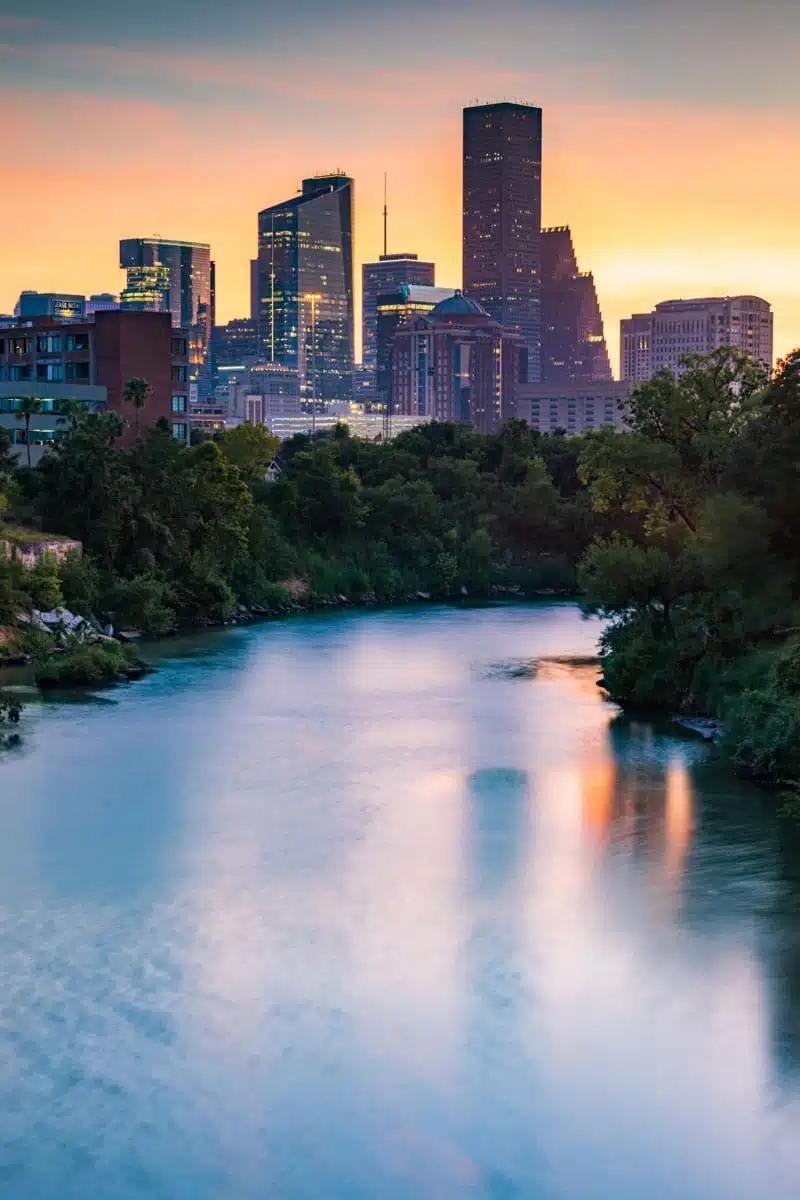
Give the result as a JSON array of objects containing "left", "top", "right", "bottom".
[{"left": 2, "top": 0, "right": 799, "bottom": 374}]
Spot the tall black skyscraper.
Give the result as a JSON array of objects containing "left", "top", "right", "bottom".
[
  {"left": 257, "top": 173, "right": 354, "bottom": 402},
  {"left": 462, "top": 102, "right": 542, "bottom": 382}
]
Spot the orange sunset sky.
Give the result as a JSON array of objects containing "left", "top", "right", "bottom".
[{"left": 2, "top": 0, "right": 799, "bottom": 374}]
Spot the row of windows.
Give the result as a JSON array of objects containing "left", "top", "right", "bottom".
[
  {"left": 0, "top": 361, "right": 90, "bottom": 382},
  {"left": 0, "top": 334, "right": 90, "bottom": 356}
]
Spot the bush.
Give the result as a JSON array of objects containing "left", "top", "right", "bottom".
[
  {"left": 59, "top": 551, "right": 100, "bottom": 616},
  {"left": 109, "top": 573, "right": 175, "bottom": 636},
  {"left": 26, "top": 552, "right": 63, "bottom": 612},
  {"left": 598, "top": 612, "right": 697, "bottom": 710},
  {"left": 35, "top": 641, "right": 137, "bottom": 689}
]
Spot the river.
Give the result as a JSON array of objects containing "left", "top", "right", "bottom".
[{"left": 0, "top": 602, "right": 798, "bottom": 1198}]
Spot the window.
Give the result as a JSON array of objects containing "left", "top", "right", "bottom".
[
  {"left": 0, "top": 339, "right": 4, "bottom": 354},
  {"left": 65, "top": 361, "right": 90, "bottom": 382},
  {"left": 171, "top": 395, "right": 187, "bottom": 413},
  {"left": 9, "top": 364, "right": 32, "bottom": 381},
  {"left": 171, "top": 365, "right": 187, "bottom": 383},
  {"left": 36, "top": 334, "right": 62, "bottom": 354},
  {"left": 36, "top": 362, "right": 64, "bottom": 382},
  {"left": 8, "top": 337, "right": 30, "bottom": 356},
  {"left": 171, "top": 338, "right": 187, "bottom": 355},
  {"left": 171, "top": 422, "right": 187, "bottom": 441},
  {"left": 66, "top": 334, "right": 89, "bottom": 352}
]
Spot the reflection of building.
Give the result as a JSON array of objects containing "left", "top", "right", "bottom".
[
  {"left": 392, "top": 291, "right": 524, "bottom": 434},
  {"left": 376, "top": 285, "right": 456, "bottom": 411},
  {"left": 621, "top": 296, "right": 774, "bottom": 380},
  {"left": 463, "top": 101, "right": 542, "bottom": 383},
  {"left": 256, "top": 173, "right": 354, "bottom": 402},
  {"left": 541, "top": 227, "right": 612, "bottom": 384},
  {"left": 518, "top": 380, "right": 631, "bottom": 433},
  {"left": 15, "top": 292, "right": 86, "bottom": 321},
  {"left": 362, "top": 253, "right": 435, "bottom": 399},
  {"left": 0, "top": 310, "right": 190, "bottom": 457},
  {"left": 120, "top": 237, "right": 213, "bottom": 398}
]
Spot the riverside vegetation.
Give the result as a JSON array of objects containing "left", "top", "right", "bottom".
[{"left": 0, "top": 347, "right": 798, "bottom": 787}]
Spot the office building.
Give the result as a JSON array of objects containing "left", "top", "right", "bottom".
[
  {"left": 391, "top": 290, "right": 524, "bottom": 434},
  {"left": 15, "top": 292, "right": 86, "bottom": 321},
  {"left": 86, "top": 293, "right": 120, "bottom": 315},
  {"left": 541, "top": 227, "right": 612, "bottom": 384},
  {"left": 518, "top": 380, "right": 632, "bottom": 434},
  {"left": 227, "top": 362, "right": 301, "bottom": 424},
  {"left": 120, "top": 237, "right": 213, "bottom": 398},
  {"left": 210, "top": 318, "right": 260, "bottom": 384},
  {"left": 621, "top": 296, "right": 774, "bottom": 380},
  {"left": 256, "top": 173, "right": 354, "bottom": 403},
  {"left": 0, "top": 310, "right": 190, "bottom": 459},
  {"left": 463, "top": 101, "right": 542, "bottom": 382},
  {"left": 376, "top": 285, "right": 456, "bottom": 409},
  {"left": 362, "top": 254, "right": 435, "bottom": 399}
]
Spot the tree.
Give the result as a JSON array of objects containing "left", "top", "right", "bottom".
[
  {"left": 218, "top": 422, "right": 279, "bottom": 481},
  {"left": 15, "top": 396, "right": 42, "bottom": 468},
  {"left": 123, "top": 377, "right": 152, "bottom": 436}
]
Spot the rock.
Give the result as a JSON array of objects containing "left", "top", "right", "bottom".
[
  {"left": 118, "top": 629, "right": 143, "bottom": 642},
  {"left": 104, "top": 624, "right": 114, "bottom": 637},
  {"left": 672, "top": 716, "right": 723, "bottom": 742}
]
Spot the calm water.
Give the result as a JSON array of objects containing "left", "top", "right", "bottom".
[{"left": 1, "top": 603, "right": 798, "bottom": 1199}]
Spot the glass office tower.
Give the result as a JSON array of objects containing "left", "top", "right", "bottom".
[
  {"left": 463, "top": 102, "right": 542, "bottom": 382},
  {"left": 257, "top": 174, "right": 354, "bottom": 403}
]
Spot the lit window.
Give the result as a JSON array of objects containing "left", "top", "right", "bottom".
[
  {"left": 171, "top": 395, "right": 187, "bottom": 413},
  {"left": 171, "top": 422, "right": 187, "bottom": 441}
]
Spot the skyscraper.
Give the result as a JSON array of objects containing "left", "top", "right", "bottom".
[
  {"left": 256, "top": 173, "right": 354, "bottom": 403},
  {"left": 120, "top": 237, "right": 213, "bottom": 398},
  {"left": 463, "top": 102, "right": 542, "bottom": 382},
  {"left": 541, "top": 227, "right": 612, "bottom": 384},
  {"left": 362, "top": 254, "right": 435, "bottom": 400},
  {"left": 620, "top": 296, "right": 774, "bottom": 380}
]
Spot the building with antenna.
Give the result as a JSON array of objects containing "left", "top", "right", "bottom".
[{"left": 256, "top": 173, "right": 355, "bottom": 403}]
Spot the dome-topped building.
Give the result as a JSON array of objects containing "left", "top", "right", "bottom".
[{"left": 390, "top": 290, "right": 526, "bottom": 435}]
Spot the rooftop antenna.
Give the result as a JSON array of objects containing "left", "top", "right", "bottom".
[{"left": 383, "top": 172, "right": 388, "bottom": 258}]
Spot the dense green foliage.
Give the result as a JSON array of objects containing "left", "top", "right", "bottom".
[
  {"left": 10, "top": 415, "right": 592, "bottom": 637},
  {"left": 579, "top": 348, "right": 800, "bottom": 784},
  {"left": 34, "top": 641, "right": 138, "bottom": 689}
]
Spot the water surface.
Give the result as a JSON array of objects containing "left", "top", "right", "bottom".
[{"left": 1, "top": 603, "right": 798, "bottom": 1198}]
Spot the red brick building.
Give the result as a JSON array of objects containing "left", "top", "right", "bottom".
[{"left": 0, "top": 310, "right": 189, "bottom": 457}]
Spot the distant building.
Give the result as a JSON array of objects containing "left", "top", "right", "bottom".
[
  {"left": 376, "top": 284, "right": 456, "bottom": 411},
  {"left": 541, "top": 227, "right": 612, "bottom": 384},
  {"left": 227, "top": 362, "right": 301, "bottom": 424},
  {"left": 620, "top": 296, "right": 774, "bottom": 380},
  {"left": 362, "top": 254, "right": 435, "bottom": 400},
  {"left": 518, "top": 380, "right": 632, "bottom": 434},
  {"left": 120, "top": 237, "right": 213, "bottom": 399},
  {"left": 391, "top": 291, "right": 524, "bottom": 434},
  {"left": 250, "top": 259, "right": 259, "bottom": 321},
  {"left": 463, "top": 101, "right": 542, "bottom": 382},
  {"left": 16, "top": 292, "right": 86, "bottom": 321},
  {"left": 256, "top": 173, "right": 354, "bottom": 403},
  {"left": 0, "top": 310, "right": 190, "bottom": 459},
  {"left": 86, "top": 293, "right": 120, "bottom": 315},
  {"left": 211, "top": 318, "right": 260, "bottom": 383}
]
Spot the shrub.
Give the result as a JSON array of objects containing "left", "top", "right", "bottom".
[{"left": 35, "top": 641, "right": 137, "bottom": 689}]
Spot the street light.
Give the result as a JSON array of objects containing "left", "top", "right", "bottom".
[{"left": 303, "top": 292, "right": 322, "bottom": 436}]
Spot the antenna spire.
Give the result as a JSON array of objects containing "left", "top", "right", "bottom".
[{"left": 383, "top": 172, "right": 388, "bottom": 258}]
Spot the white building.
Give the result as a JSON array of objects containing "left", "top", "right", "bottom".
[
  {"left": 519, "top": 381, "right": 632, "bottom": 434},
  {"left": 621, "top": 296, "right": 773, "bottom": 381}
]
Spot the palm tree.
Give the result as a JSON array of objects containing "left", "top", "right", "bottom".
[
  {"left": 123, "top": 377, "right": 152, "bottom": 436},
  {"left": 15, "top": 396, "right": 43, "bottom": 468}
]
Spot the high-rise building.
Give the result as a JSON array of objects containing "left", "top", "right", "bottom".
[
  {"left": 541, "top": 227, "right": 612, "bottom": 384},
  {"left": 620, "top": 296, "right": 774, "bottom": 380},
  {"left": 120, "top": 237, "right": 213, "bottom": 398},
  {"left": 256, "top": 173, "right": 354, "bottom": 403},
  {"left": 391, "top": 291, "right": 525, "bottom": 434},
  {"left": 376, "top": 284, "right": 455, "bottom": 409},
  {"left": 518, "top": 380, "right": 632, "bottom": 434},
  {"left": 463, "top": 101, "right": 542, "bottom": 383},
  {"left": 362, "top": 254, "right": 435, "bottom": 399}
]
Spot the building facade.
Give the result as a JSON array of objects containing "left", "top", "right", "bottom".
[
  {"left": 210, "top": 318, "right": 260, "bottom": 383},
  {"left": 227, "top": 363, "right": 301, "bottom": 424},
  {"left": 463, "top": 101, "right": 542, "bottom": 383},
  {"left": 518, "top": 380, "right": 632, "bottom": 434},
  {"left": 376, "top": 285, "right": 456, "bottom": 411},
  {"left": 541, "top": 227, "right": 612, "bottom": 384},
  {"left": 256, "top": 173, "right": 354, "bottom": 403},
  {"left": 621, "top": 296, "right": 774, "bottom": 380},
  {"left": 0, "top": 310, "right": 190, "bottom": 458},
  {"left": 362, "top": 253, "right": 435, "bottom": 400},
  {"left": 16, "top": 292, "right": 86, "bottom": 321},
  {"left": 120, "top": 237, "right": 213, "bottom": 399},
  {"left": 391, "top": 291, "right": 524, "bottom": 435}
]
